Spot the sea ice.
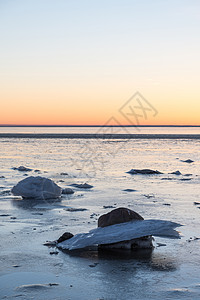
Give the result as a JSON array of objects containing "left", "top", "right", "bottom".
[
  {"left": 57, "top": 219, "right": 182, "bottom": 250},
  {"left": 11, "top": 176, "right": 62, "bottom": 200}
]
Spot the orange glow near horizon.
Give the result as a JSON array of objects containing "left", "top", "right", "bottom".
[
  {"left": 1, "top": 89, "right": 200, "bottom": 126},
  {"left": 1, "top": 1, "right": 200, "bottom": 126}
]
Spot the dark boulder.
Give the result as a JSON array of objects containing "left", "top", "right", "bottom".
[
  {"left": 98, "top": 207, "right": 144, "bottom": 228},
  {"left": 57, "top": 232, "right": 74, "bottom": 243},
  {"left": 98, "top": 208, "right": 153, "bottom": 249}
]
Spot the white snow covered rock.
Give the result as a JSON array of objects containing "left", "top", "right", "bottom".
[{"left": 11, "top": 176, "right": 62, "bottom": 200}]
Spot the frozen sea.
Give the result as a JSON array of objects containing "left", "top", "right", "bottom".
[{"left": 0, "top": 126, "right": 200, "bottom": 300}]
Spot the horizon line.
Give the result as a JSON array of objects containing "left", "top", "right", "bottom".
[{"left": 0, "top": 124, "right": 200, "bottom": 127}]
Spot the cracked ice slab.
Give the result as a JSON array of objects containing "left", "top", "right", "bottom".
[{"left": 58, "top": 219, "right": 182, "bottom": 250}]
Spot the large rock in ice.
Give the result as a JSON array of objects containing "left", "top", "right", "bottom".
[
  {"left": 57, "top": 219, "right": 182, "bottom": 251},
  {"left": 98, "top": 207, "right": 144, "bottom": 228},
  {"left": 11, "top": 176, "right": 62, "bottom": 200},
  {"left": 98, "top": 207, "right": 152, "bottom": 249}
]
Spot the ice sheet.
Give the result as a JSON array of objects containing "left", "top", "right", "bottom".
[{"left": 58, "top": 219, "right": 182, "bottom": 250}]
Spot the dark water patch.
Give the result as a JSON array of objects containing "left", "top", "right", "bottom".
[
  {"left": 103, "top": 205, "right": 116, "bottom": 209},
  {"left": 11, "top": 197, "right": 62, "bottom": 210},
  {"left": 0, "top": 214, "right": 10, "bottom": 217},
  {"left": 64, "top": 207, "right": 88, "bottom": 212}
]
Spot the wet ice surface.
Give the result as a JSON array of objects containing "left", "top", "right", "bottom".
[{"left": 0, "top": 138, "right": 200, "bottom": 299}]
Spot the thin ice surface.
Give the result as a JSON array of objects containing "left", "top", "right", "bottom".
[{"left": 58, "top": 219, "right": 182, "bottom": 250}]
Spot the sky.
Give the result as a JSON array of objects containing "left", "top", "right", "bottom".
[{"left": 0, "top": 0, "right": 200, "bottom": 125}]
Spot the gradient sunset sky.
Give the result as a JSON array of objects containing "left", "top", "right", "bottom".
[{"left": 0, "top": 0, "right": 199, "bottom": 125}]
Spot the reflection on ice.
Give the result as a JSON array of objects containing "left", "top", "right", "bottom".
[{"left": 11, "top": 197, "right": 62, "bottom": 210}]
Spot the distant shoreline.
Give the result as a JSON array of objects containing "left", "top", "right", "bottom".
[
  {"left": 0, "top": 125, "right": 200, "bottom": 128},
  {"left": 0, "top": 133, "right": 200, "bottom": 139}
]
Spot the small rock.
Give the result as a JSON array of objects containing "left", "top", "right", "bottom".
[
  {"left": 170, "top": 170, "right": 181, "bottom": 175},
  {"left": 127, "top": 169, "right": 163, "bottom": 175},
  {"left": 181, "top": 159, "right": 194, "bottom": 163},
  {"left": 89, "top": 263, "right": 99, "bottom": 268},
  {"left": 180, "top": 178, "right": 192, "bottom": 181},
  {"left": 43, "top": 241, "right": 57, "bottom": 246},
  {"left": 60, "top": 172, "right": 68, "bottom": 175},
  {"left": 123, "top": 189, "right": 137, "bottom": 192},
  {"left": 103, "top": 205, "right": 115, "bottom": 209},
  {"left": 90, "top": 213, "right": 99, "bottom": 218},
  {"left": 57, "top": 232, "right": 74, "bottom": 243},
  {"left": 143, "top": 194, "right": 155, "bottom": 199},
  {"left": 163, "top": 203, "right": 171, "bottom": 206},
  {"left": 0, "top": 176, "right": 5, "bottom": 179},
  {"left": 10, "top": 216, "right": 17, "bottom": 220},
  {"left": 50, "top": 251, "right": 59, "bottom": 255},
  {"left": 194, "top": 202, "right": 200, "bottom": 205},
  {"left": 13, "top": 166, "right": 32, "bottom": 172},
  {"left": 156, "top": 243, "right": 166, "bottom": 247},
  {"left": 70, "top": 183, "right": 93, "bottom": 189},
  {"left": 62, "top": 188, "right": 74, "bottom": 195}
]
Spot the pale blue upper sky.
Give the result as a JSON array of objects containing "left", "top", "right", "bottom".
[{"left": 0, "top": 0, "right": 200, "bottom": 124}]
